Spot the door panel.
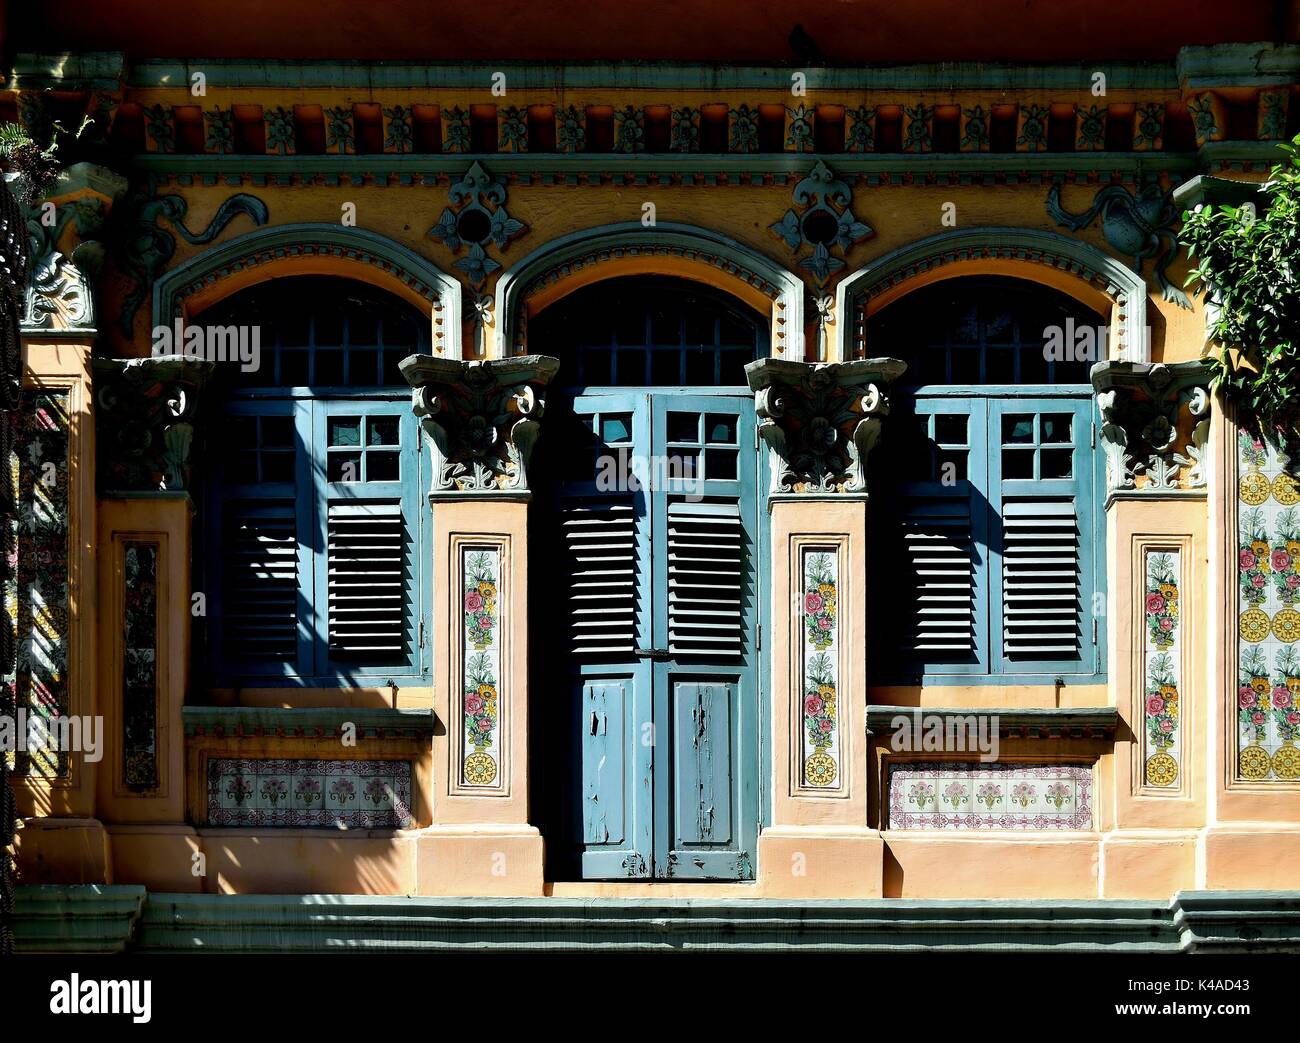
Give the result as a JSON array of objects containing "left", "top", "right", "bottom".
[{"left": 548, "top": 391, "right": 759, "bottom": 880}]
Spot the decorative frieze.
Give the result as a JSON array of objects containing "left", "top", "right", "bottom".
[
  {"left": 122, "top": 541, "right": 159, "bottom": 792},
  {"left": 887, "top": 762, "right": 1093, "bottom": 830},
  {"left": 1142, "top": 550, "right": 1182, "bottom": 788},
  {"left": 745, "top": 356, "right": 906, "bottom": 497},
  {"left": 800, "top": 549, "right": 840, "bottom": 788},
  {"left": 93, "top": 355, "right": 214, "bottom": 493},
  {"left": 206, "top": 758, "right": 413, "bottom": 828},
  {"left": 401, "top": 353, "right": 559, "bottom": 498},
  {"left": 4, "top": 390, "right": 71, "bottom": 779},
  {"left": 1092, "top": 361, "right": 1212, "bottom": 501},
  {"left": 461, "top": 547, "right": 502, "bottom": 787},
  {"left": 1236, "top": 427, "right": 1300, "bottom": 782}
]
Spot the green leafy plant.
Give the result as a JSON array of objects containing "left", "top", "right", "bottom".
[
  {"left": 0, "top": 115, "right": 92, "bottom": 206},
  {"left": 1181, "top": 133, "right": 1300, "bottom": 430}
]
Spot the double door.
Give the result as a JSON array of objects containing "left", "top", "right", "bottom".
[{"left": 540, "top": 392, "right": 760, "bottom": 880}]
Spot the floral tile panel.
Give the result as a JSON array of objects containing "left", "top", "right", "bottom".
[
  {"left": 1142, "top": 550, "right": 1181, "bottom": 788},
  {"left": 887, "top": 763, "right": 1093, "bottom": 830},
  {"left": 1236, "top": 428, "right": 1300, "bottom": 781},
  {"left": 207, "top": 758, "right": 412, "bottom": 828}
]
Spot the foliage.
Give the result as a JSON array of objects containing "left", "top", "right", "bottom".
[
  {"left": 0, "top": 115, "right": 92, "bottom": 207},
  {"left": 1181, "top": 134, "right": 1300, "bottom": 431}
]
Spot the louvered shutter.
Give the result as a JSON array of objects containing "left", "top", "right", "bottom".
[
  {"left": 667, "top": 500, "right": 744, "bottom": 658},
  {"left": 224, "top": 500, "right": 299, "bottom": 663},
  {"left": 561, "top": 498, "right": 639, "bottom": 658},
  {"left": 897, "top": 497, "right": 977, "bottom": 655},
  {"left": 325, "top": 501, "right": 408, "bottom": 657},
  {"left": 1000, "top": 500, "right": 1082, "bottom": 657}
]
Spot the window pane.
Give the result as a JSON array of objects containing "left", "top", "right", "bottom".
[
  {"left": 1002, "top": 448, "right": 1034, "bottom": 479},
  {"left": 261, "top": 450, "right": 295, "bottom": 483},
  {"left": 936, "top": 449, "right": 967, "bottom": 482},
  {"left": 1001, "top": 414, "right": 1034, "bottom": 444},
  {"left": 260, "top": 415, "right": 295, "bottom": 448},
  {"left": 314, "top": 350, "right": 343, "bottom": 385},
  {"left": 1042, "top": 414, "right": 1073, "bottom": 443},
  {"left": 706, "top": 448, "right": 739, "bottom": 481},
  {"left": 367, "top": 416, "right": 400, "bottom": 446},
  {"left": 934, "top": 414, "right": 967, "bottom": 445},
  {"left": 706, "top": 414, "right": 737, "bottom": 444},
  {"left": 329, "top": 418, "right": 362, "bottom": 446},
  {"left": 366, "top": 450, "right": 400, "bottom": 482},
  {"left": 600, "top": 414, "right": 632, "bottom": 444},
  {"left": 667, "top": 411, "right": 700, "bottom": 443},
  {"left": 328, "top": 450, "right": 363, "bottom": 482},
  {"left": 1040, "top": 448, "right": 1073, "bottom": 479}
]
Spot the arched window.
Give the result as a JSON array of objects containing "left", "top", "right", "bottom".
[
  {"left": 195, "top": 275, "right": 430, "bottom": 686},
  {"left": 528, "top": 276, "right": 766, "bottom": 389},
  {"left": 867, "top": 276, "right": 1105, "bottom": 684}
]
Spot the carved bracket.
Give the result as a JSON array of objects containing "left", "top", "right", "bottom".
[
  {"left": 745, "top": 356, "right": 907, "bottom": 497},
  {"left": 400, "top": 353, "right": 560, "bottom": 498},
  {"left": 1092, "top": 360, "right": 1212, "bottom": 501},
  {"left": 94, "top": 354, "right": 215, "bottom": 493}
]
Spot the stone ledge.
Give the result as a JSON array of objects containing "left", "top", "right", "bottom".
[
  {"left": 866, "top": 705, "right": 1120, "bottom": 739},
  {"left": 182, "top": 706, "right": 437, "bottom": 739},
  {"left": 12, "top": 885, "right": 146, "bottom": 953}
]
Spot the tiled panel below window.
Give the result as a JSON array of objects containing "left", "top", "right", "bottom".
[
  {"left": 207, "top": 759, "right": 412, "bottom": 828},
  {"left": 887, "top": 762, "right": 1092, "bottom": 830}
]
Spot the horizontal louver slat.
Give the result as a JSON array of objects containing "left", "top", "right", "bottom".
[
  {"left": 1001, "top": 499, "right": 1081, "bottom": 656},
  {"left": 897, "top": 498, "right": 976, "bottom": 653},
  {"left": 668, "top": 500, "right": 745, "bottom": 658},
  {"left": 562, "top": 500, "right": 639, "bottom": 657},
  {"left": 327, "top": 502, "right": 407, "bottom": 657},
  {"left": 226, "top": 502, "right": 298, "bottom": 661}
]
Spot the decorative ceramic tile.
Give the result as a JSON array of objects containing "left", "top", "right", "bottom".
[
  {"left": 1142, "top": 550, "right": 1181, "bottom": 788},
  {"left": 1236, "top": 429, "right": 1300, "bottom": 781},
  {"left": 887, "top": 763, "right": 1093, "bottom": 830},
  {"left": 207, "top": 759, "right": 412, "bottom": 828},
  {"left": 800, "top": 549, "right": 840, "bottom": 788},
  {"left": 462, "top": 547, "right": 501, "bottom": 786},
  {"left": 123, "top": 541, "right": 159, "bottom": 791},
  {"left": 3, "top": 391, "right": 70, "bottom": 779}
]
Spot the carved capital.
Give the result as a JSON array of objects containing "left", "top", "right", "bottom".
[
  {"left": 1091, "top": 360, "right": 1212, "bottom": 501},
  {"left": 94, "top": 354, "right": 215, "bottom": 493},
  {"left": 400, "top": 353, "right": 560, "bottom": 499},
  {"left": 745, "top": 356, "right": 907, "bottom": 497}
]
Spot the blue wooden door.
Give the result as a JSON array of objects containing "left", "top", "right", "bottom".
[{"left": 548, "top": 392, "right": 759, "bottom": 879}]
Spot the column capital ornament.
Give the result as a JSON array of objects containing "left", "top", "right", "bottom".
[
  {"left": 93, "top": 354, "right": 215, "bottom": 493},
  {"left": 745, "top": 356, "right": 907, "bottom": 498},
  {"left": 401, "top": 353, "right": 560, "bottom": 499},
  {"left": 1091, "top": 360, "right": 1212, "bottom": 501}
]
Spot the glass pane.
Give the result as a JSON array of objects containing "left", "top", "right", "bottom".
[
  {"left": 328, "top": 418, "right": 362, "bottom": 446},
  {"left": 719, "top": 348, "right": 750, "bottom": 386},
  {"left": 950, "top": 346, "right": 980, "bottom": 384},
  {"left": 935, "top": 449, "right": 967, "bottom": 483},
  {"left": 261, "top": 450, "right": 295, "bottom": 483},
  {"left": 231, "top": 416, "right": 258, "bottom": 448},
  {"left": 366, "top": 450, "right": 400, "bottom": 482},
  {"left": 1042, "top": 414, "right": 1073, "bottom": 444},
  {"left": 582, "top": 348, "right": 611, "bottom": 386},
  {"left": 934, "top": 414, "right": 968, "bottom": 446},
  {"left": 1001, "top": 414, "right": 1034, "bottom": 445},
  {"left": 685, "top": 347, "right": 716, "bottom": 385},
  {"left": 328, "top": 450, "right": 363, "bottom": 482},
  {"left": 1040, "top": 448, "right": 1073, "bottom": 479},
  {"left": 1001, "top": 448, "right": 1034, "bottom": 479},
  {"left": 314, "top": 350, "right": 344, "bottom": 386},
  {"left": 1020, "top": 345, "right": 1049, "bottom": 383},
  {"left": 985, "top": 346, "right": 1015, "bottom": 384},
  {"left": 367, "top": 416, "right": 400, "bottom": 446},
  {"left": 706, "top": 447, "right": 738, "bottom": 481},
  {"left": 260, "top": 415, "right": 295, "bottom": 448},
  {"left": 600, "top": 414, "right": 632, "bottom": 444},
  {"left": 280, "top": 349, "right": 309, "bottom": 387},
  {"left": 706, "top": 414, "right": 737, "bottom": 444},
  {"left": 230, "top": 451, "right": 259, "bottom": 484},
  {"left": 381, "top": 350, "right": 405, "bottom": 387},
  {"left": 673, "top": 447, "right": 701, "bottom": 476},
  {"left": 651, "top": 349, "right": 681, "bottom": 385},
  {"left": 667, "top": 411, "right": 700, "bottom": 444}
]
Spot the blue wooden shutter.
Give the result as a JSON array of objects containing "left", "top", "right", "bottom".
[
  {"left": 989, "top": 398, "right": 1100, "bottom": 675},
  {"left": 313, "top": 400, "right": 423, "bottom": 678}
]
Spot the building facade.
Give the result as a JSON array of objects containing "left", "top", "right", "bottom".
[{"left": 6, "top": 6, "right": 1300, "bottom": 950}]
